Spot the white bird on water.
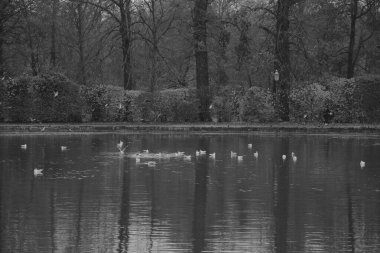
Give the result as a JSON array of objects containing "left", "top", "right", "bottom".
[
  {"left": 147, "top": 161, "right": 156, "bottom": 167},
  {"left": 199, "top": 150, "right": 206, "bottom": 155},
  {"left": 184, "top": 155, "right": 192, "bottom": 161},
  {"left": 254, "top": 151, "right": 258, "bottom": 158},
  {"left": 248, "top": 144, "right": 252, "bottom": 149},
  {"left": 291, "top": 152, "right": 297, "bottom": 162},
  {"left": 53, "top": 91, "right": 59, "bottom": 97},
  {"left": 117, "top": 141, "right": 126, "bottom": 154},
  {"left": 21, "top": 144, "right": 27, "bottom": 149},
  {"left": 117, "top": 140, "right": 123, "bottom": 150},
  {"left": 282, "top": 154, "right": 287, "bottom": 160},
  {"left": 61, "top": 146, "right": 67, "bottom": 151},
  {"left": 237, "top": 155, "right": 243, "bottom": 161},
  {"left": 34, "top": 168, "right": 43, "bottom": 176},
  {"left": 195, "top": 150, "right": 200, "bottom": 156},
  {"left": 143, "top": 149, "right": 149, "bottom": 153},
  {"left": 231, "top": 151, "right": 237, "bottom": 158},
  {"left": 176, "top": 151, "right": 185, "bottom": 156},
  {"left": 209, "top": 152, "right": 216, "bottom": 159},
  {"left": 360, "top": 161, "right": 365, "bottom": 169}
]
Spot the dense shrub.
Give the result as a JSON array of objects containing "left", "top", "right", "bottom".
[
  {"left": 3, "top": 76, "right": 33, "bottom": 122},
  {"left": 80, "top": 85, "right": 152, "bottom": 122},
  {"left": 239, "top": 86, "right": 276, "bottom": 122},
  {"left": 153, "top": 88, "right": 199, "bottom": 122},
  {"left": 290, "top": 83, "right": 331, "bottom": 122},
  {"left": 0, "top": 78, "right": 7, "bottom": 122},
  {"left": 354, "top": 75, "right": 380, "bottom": 123},
  {"left": 1, "top": 73, "right": 82, "bottom": 123},
  {"left": 211, "top": 86, "right": 244, "bottom": 122},
  {"left": 80, "top": 85, "right": 109, "bottom": 122},
  {"left": 31, "top": 73, "right": 82, "bottom": 122},
  {"left": 325, "top": 77, "right": 360, "bottom": 123}
]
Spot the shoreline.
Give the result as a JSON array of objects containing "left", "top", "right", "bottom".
[{"left": 1, "top": 122, "right": 380, "bottom": 135}]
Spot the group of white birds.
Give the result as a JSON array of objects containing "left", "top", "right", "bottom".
[
  {"left": 25, "top": 139, "right": 367, "bottom": 177},
  {"left": 20, "top": 143, "right": 68, "bottom": 176}
]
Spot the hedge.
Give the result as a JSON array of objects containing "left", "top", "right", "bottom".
[{"left": 1, "top": 73, "right": 379, "bottom": 123}]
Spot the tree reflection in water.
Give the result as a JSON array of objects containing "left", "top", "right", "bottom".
[{"left": 192, "top": 137, "right": 209, "bottom": 253}]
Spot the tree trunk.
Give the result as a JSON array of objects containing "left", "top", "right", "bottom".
[
  {"left": 120, "top": 0, "right": 133, "bottom": 90},
  {"left": 347, "top": 0, "right": 358, "bottom": 79},
  {"left": 0, "top": 1, "right": 6, "bottom": 76},
  {"left": 193, "top": 0, "right": 211, "bottom": 122},
  {"left": 149, "top": 0, "right": 157, "bottom": 93},
  {"left": 275, "top": 0, "right": 291, "bottom": 121},
  {"left": 76, "top": 2, "right": 86, "bottom": 85},
  {"left": 50, "top": 0, "right": 58, "bottom": 68},
  {"left": 0, "top": 21, "right": 4, "bottom": 76}
]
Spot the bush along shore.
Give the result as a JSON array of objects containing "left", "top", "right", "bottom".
[{"left": 1, "top": 72, "right": 380, "bottom": 124}]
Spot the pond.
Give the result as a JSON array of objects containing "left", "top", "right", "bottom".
[{"left": 1, "top": 132, "right": 380, "bottom": 253}]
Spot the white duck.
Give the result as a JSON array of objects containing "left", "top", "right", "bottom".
[{"left": 34, "top": 168, "right": 43, "bottom": 176}]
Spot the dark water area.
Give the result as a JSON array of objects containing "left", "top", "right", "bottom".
[{"left": 1, "top": 132, "right": 380, "bottom": 253}]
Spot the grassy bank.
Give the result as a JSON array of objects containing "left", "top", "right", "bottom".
[{"left": 1, "top": 122, "right": 380, "bottom": 135}]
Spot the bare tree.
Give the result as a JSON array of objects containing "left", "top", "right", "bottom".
[
  {"left": 50, "top": 0, "right": 59, "bottom": 67},
  {"left": 75, "top": 0, "right": 135, "bottom": 89},
  {"left": 193, "top": 0, "right": 211, "bottom": 121},
  {"left": 136, "top": 0, "right": 177, "bottom": 92},
  {"left": 346, "top": 0, "right": 377, "bottom": 78}
]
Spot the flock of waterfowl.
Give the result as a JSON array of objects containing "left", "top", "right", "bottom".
[{"left": 23, "top": 140, "right": 366, "bottom": 177}]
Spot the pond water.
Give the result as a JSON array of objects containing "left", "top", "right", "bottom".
[{"left": 1, "top": 132, "right": 380, "bottom": 253}]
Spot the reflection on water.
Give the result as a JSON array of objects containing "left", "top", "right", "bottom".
[{"left": 1, "top": 133, "right": 380, "bottom": 252}]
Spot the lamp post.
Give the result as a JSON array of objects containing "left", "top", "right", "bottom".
[{"left": 273, "top": 69, "right": 279, "bottom": 93}]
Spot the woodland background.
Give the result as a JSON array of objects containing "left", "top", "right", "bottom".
[{"left": 0, "top": 0, "right": 380, "bottom": 123}]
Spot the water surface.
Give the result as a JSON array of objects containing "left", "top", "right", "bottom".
[{"left": 1, "top": 132, "right": 380, "bottom": 252}]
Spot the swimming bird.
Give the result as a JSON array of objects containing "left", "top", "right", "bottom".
[
  {"left": 248, "top": 144, "right": 252, "bottom": 149},
  {"left": 176, "top": 151, "right": 185, "bottom": 156},
  {"left": 231, "top": 151, "right": 237, "bottom": 158},
  {"left": 199, "top": 150, "right": 206, "bottom": 155},
  {"left": 292, "top": 155, "right": 297, "bottom": 162},
  {"left": 282, "top": 155, "right": 286, "bottom": 160},
  {"left": 53, "top": 91, "right": 59, "bottom": 97},
  {"left": 21, "top": 144, "right": 27, "bottom": 149},
  {"left": 360, "top": 160, "right": 365, "bottom": 169},
  {"left": 143, "top": 149, "right": 149, "bottom": 153},
  {"left": 61, "top": 146, "right": 67, "bottom": 151},
  {"left": 117, "top": 141, "right": 123, "bottom": 150},
  {"left": 184, "top": 155, "right": 192, "bottom": 161},
  {"left": 117, "top": 103, "right": 123, "bottom": 110},
  {"left": 41, "top": 126, "right": 46, "bottom": 132},
  {"left": 34, "top": 168, "right": 43, "bottom": 176},
  {"left": 195, "top": 150, "right": 200, "bottom": 156},
  {"left": 147, "top": 161, "right": 156, "bottom": 167},
  {"left": 209, "top": 152, "right": 216, "bottom": 159},
  {"left": 254, "top": 151, "right": 258, "bottom": 158},
  {"left": 237, "top": 156, "right": 243, "bottom": 161},
  {"left": 119, "top": 147, "right": 126, "bottom": 154}
]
